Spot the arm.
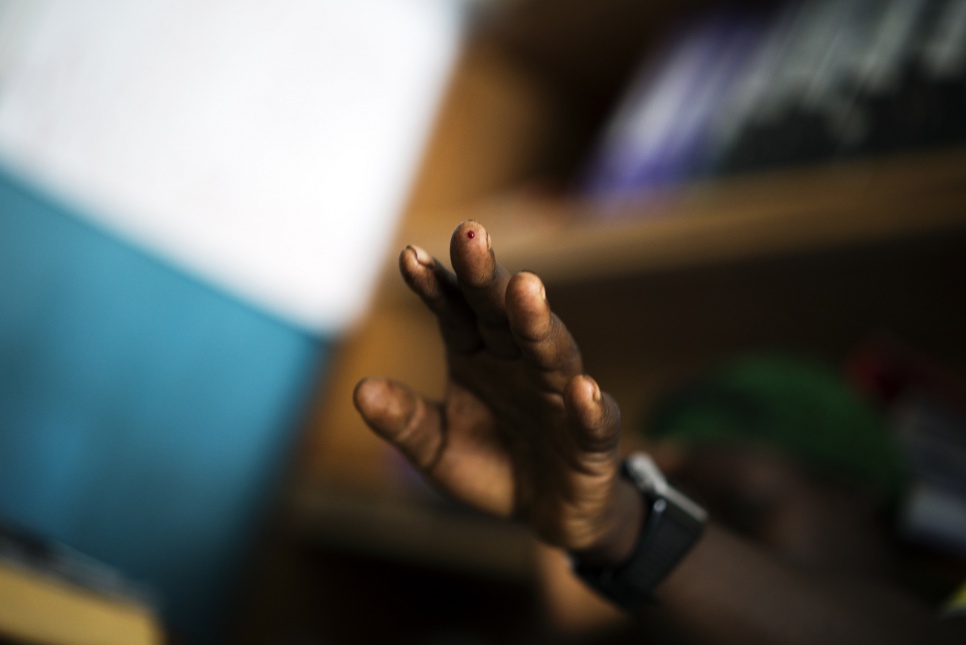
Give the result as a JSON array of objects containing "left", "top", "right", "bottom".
[
  {"left": 646, "top": 524, "right": 936, "bottom": 645},
  {"left": 353, "top": 219, "right": 956, "bottom": 644}
]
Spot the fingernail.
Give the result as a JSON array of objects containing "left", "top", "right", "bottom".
[
  {"left": 519, "top": 271, "right": 546, "bottom": 300},
  {"left": 586, "top": 376, "right": 602, "bottom": 402},
  {"left": 408, "top": 245, "right": 434, "bottom": 268},
  {"left": 530, "top": 277, "right": 546, "bottom": 301}
]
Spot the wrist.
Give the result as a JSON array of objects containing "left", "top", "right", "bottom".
[
  {"left": 570, "top": 452, "right": 708, "bottom": 609},
  {"left": 571, "top": 477, "right": 647, "bottom": 568}
]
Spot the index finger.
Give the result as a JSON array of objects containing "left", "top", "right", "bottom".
[{"left": 399, "top": 244, "right": 483, "bottom": 355}]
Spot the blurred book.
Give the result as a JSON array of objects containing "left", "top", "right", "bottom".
[
  {"left": 848, "top": 337, "right": 966, "bottom": 557},
  {"left": 894, "top": 399, "right": 966, "bottom": 557},
  {"left": 581, "top": 0, "right": 966, "bottom": 209},
  {"left": 580, "top": 9, "right": 765, "bottom": 210},
  {"left": 0, "top": 523, "right": 162, "bottom": 645}
]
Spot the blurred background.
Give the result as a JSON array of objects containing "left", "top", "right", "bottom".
[{"left": 1, "top": 0, "right": 965, "bottom": 643}]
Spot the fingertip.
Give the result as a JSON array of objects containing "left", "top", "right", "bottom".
[
  {"left": 399, "top": 245, "right": 432, "bottom": 282},
  {"left": 400, "top": 244, "right": 434, "bottom": 270},
  {"left": 353, "top": 376, "right": 386, "bottom": 415},
  {"left": 399, "top": 245, "right": 445, "bottom": 302},
  {"left": 450, "top": 220, "right": 493, "bottom": 286},
  {"left": 507, "top": 271, "right": 546, "bottom": 305},
  {"left": 506, "top": 272, "right": 550, "bottom": 339},
  {"left": 565, "top": 374, "right": 620, "bottom": 452},
  {"left": 451, "top": 219, "right": 490, "bottom": 249},
  {"left": 588, "top": 375, "right": 602, "bottom": 403},
  {"left": 565, "top": 374, "right": 601, "bottom": 409},
  {"left": 353, "top": 376, "right": 415, "bottom": 433},
  {"left": 398, "top": 246, "right": 414, "bottom": 273}
]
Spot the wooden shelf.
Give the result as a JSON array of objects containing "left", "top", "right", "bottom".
[
  {"left": 288, "top": 485, "right": 535, "bottom": 580},
  {"left": 391, "top": 147, "right": 966, "bottom": 294}
]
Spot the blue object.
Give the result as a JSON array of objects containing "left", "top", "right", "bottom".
[{"left": 0, "top": 167, "right": 327, "bottom": 641}]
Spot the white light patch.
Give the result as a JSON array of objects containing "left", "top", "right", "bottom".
[{"left": 0, "top": 0, "right": 465, "bottom": 332}]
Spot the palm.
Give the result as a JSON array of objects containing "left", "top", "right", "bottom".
[
  {"left": 355, "top": 220, "right": 629, "bottom": 552},
  {"left": 437, "top": 352, "right": 562, "bottom": 514}
]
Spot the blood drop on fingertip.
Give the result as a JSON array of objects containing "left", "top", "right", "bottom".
[{"left": 467, "top": 230, "right": 476, "bottom": 239}]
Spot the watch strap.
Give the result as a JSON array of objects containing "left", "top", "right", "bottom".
[{"left": 572, "top": 453, "right": 707, "bottom": 608}]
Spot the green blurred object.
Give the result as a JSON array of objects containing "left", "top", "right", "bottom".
[{"left": 647, "top": 356, "right": 903, "bottom": 499}]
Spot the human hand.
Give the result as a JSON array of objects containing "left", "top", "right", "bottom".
[{"left": 354, "top": 220, "right": 642, "bottom": 565}]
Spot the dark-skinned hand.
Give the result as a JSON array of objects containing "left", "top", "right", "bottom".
[
  {"left": 353, "top": 220, "right": 642, "bottom": 564},
  {"left": 354, "top": 220, "right": 955, "bottom": 645}
]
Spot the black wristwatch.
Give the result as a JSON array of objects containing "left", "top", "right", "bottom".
[{"left": 571, "top": 452, "right": 707, "bottom": 608}]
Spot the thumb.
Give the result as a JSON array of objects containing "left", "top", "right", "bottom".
[{"left": 353, "top": 377, "right": 445, "bottom": 471}]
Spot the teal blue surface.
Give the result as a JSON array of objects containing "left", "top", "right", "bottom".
[{"left": 0, "top": 168, "right": 327, "bottom": 642}]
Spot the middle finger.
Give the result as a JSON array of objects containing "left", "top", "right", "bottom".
[{"left": 449, "top": 220, "right": 519, "bottom": 357}]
